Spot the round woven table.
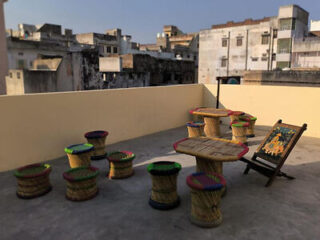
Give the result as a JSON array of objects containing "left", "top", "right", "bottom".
[
  {"left": 84, "top": 130, "right": 109, "bottom": 160},
  {"left": 186, "top": 121, "right": 205, "bottom": 138},
  {"left": 187, "top": 172, "right": 226, "bottom": 227},
  {"left": 63, "top": 166, "right": 99, "bottom": 201},
  {"left": 106, "top": 151, "right": 135, "bottom": 179},
  {"left": 189, "top": 108, "right": 230, "bottom": 138},
  {"left": 14, "top": 163, "right": 52, "bottom": 199},
  {"left": 147, "top": 161, "right": 181, "bottom": 210},
  {"left": 239, "top": 114, "right": 257, "bottom": 137},
  {"left": 65, "top": 143, "right": 94, "bottom": 168}
]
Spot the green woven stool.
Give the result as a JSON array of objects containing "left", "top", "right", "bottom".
[
  {"left": 14, "top": 163, "right": 52, "bottom": 199},
  {"left": 63, "top": 166, "right": 99, "bottom": 201},
  {"left": 147, "top": 161, "right": 182, "bottom": 210},
  {"left": 230, "top": 121, "right": 249, "bottom": 144},
  {"left": 239, "top": 114, "right": 257, "bottom": 137},
  {"left": 106, "top": 151, "right": 135, "bottom": 179},
  {"left": 187, "top": 172, "right": 226, "bottom": 228},
  {"left": 65, "top": 143, "right": 94, "bottom": 168}
]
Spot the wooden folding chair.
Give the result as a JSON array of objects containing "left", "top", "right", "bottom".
[{"left": 240, "top": 120, "right": 307, "bottom": 187}]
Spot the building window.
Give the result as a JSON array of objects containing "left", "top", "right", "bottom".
[
  {"left": 187, "top": 54, "right": 190, "bottom": 59},
  {"left": 113, "top": 47, "right": 118, "bottom": 53},
  {"left": 107, "top": 46, "right": 111, "bottom": 53},
  {"left": 9, "top": 72, "right": 12, "bottom": 78},
  {"left": 193, "top": 55, "right": 197, "bottom": 61},
  {"left": 273, "top": 29, "right": 278, "bottom": 38},
  {"left": 251, "top": 57, "right": 258, "bottom": 62},
  {"left": 279, "top": 18, "right": 296, "bottom": 31},
  {"left": 18, "top": 52, "right": 23, "bottom": 56},
  {"left": 197, "top": 43, "right": 199, "bottom": 48},
  {"left": 17, "top": 72, "right": 21, "bottom": 79},
  {"left": 261, "top": 57, "right": 268, "bottom": 61},
  {"left": 272, "top": 53, "right": 276, "bottom": 61},
  {"left": 236, "top": 37, "right": 243, "bottom": 46},
  {"left": 221, "top": 58, "right": 227, "bottom": 67},
  {"left": 222, "top": 38, "right": 228, "bottom": 47},
  {"left": 261, "top": 35, "right": 269, "bottom": 45}
]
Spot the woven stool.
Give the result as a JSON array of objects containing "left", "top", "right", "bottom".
[
  {"left": 84, "top": 130, "right": 109, "bottom": 160},
  {"left": 107, "top": 151, "right": 135, "bottom": 179},
  {"left": 187, "top": 172, "right": 226, "bottom": 227},
  {"left": 228, "top": 111, "right": 245, "bottom": 122},
  {"left": 239, "top": 114, "right": 257, "bottom": 138},
  {"left": 230, "top": 121, "right": 249, "bottom": 144},
  {"left": 14, "top": 163, "right": 52, "bottom": 199},
  {"left": 65, "top": 143, "right": 94, "bottom": 168},
  {"left": 186, "top": 122, "right": 205, "bottom": 137},
  {"left": 63, "top": 166, "right": 99, "bottom": 201},
  {"left": 147, "top": 161, "right": 181, "bottom": 210}
]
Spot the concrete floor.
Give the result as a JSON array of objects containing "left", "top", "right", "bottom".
[{"left": 1, "top": 125, "right": 320, "bottom": 240}]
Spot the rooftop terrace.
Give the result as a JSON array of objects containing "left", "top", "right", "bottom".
[
  {"left": 1, "top": 84, "right": 320, "bottom": 239},
  {"left": 1, "top": 125, "right": 320, "bottom": 239}
]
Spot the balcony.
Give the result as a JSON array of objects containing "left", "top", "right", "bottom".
[{"left": 0, "top": 84, "right": 320, "bottom": 239}]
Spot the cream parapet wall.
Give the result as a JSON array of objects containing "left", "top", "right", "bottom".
[
  {"left": 0, "top": 84, "right": 319, "bottom": 172},
  {"left": 0, "top": 85, "right": 203, "bottom": 172}
]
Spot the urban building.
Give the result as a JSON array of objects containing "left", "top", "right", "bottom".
[
  {"left": 0, "top": 0, "right": 8, "bottom": 95},
  {"left": 198, "top": 5, "right": 309, "bottom": 84}
]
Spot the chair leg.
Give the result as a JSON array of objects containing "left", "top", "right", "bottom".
[
  {"left": 278, "top": 171, "right": 295, "bottom": 180},
  {"left": 243, "top": 165, "right": 250, "bottom": 175}
]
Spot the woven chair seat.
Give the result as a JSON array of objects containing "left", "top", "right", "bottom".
[
  {"left": 64, "top": 143, "right": 94, "bottom": 155},
  {"left": 147, "top": 161, "right": 181, "bottom": 176},
  {"left": 63, "top": 166, "right": 99, "bottom": 182},
  {"left": 107, "top": 151, "right": 135, "bottom": 162},
  {"left": 84, "top": 130, "right": 109, "bottom": 139},
  {"left": 230, "top": 121, "right": 250, "bottom": 128},
  {"left": 14, "top": 163, "right": 51, "bottom": 178}
]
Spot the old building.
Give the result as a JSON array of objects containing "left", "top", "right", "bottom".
[
  {"left": 99, "top": 54, "right": 195, "bottom": 88},
  {"left": 0, "top": 0, "right": 8, "bottom": 94},
  {"left": 198, "top": 5, "right": 309, "bottom": 84}
]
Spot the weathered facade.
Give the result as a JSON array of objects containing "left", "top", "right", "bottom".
[
  {"left": 198, "top": 5, "right": 309, "bottom": 84},
  {"left": 0, "top": 0, "right": 8, "bottom": 94}
]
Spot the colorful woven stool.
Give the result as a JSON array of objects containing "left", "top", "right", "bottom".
[
  {"left": 230, "top": 121, "right": 249, "bottom": 144},
  {"left": 14, "top": 163, "right": 52, "bottom": 199},
  {"left": 239, "top": 114, "right": 257, "bottom": 137},
  {"left": 63, "top": 166, "right": 99, "bottom": 201},
  {"left": 84, "top": 130, "right": 109, "bottom": 160},
  {"left": 65, "top": 143, "right": 94, "bottom": 168},
  {"left": 106, "top": 151, "right": 135, "bottom": 179},
  {"left": 147, "top": 161, "right": 181, "bottom": 210},
  {"left": 228, "top": 111, "right": 245, "bottom": 122},
  {"left": 186, "top": 122, "right": 205, "bottom": 137},
  {"left": 186, "top": 172, "right": 226, "bottom": 227}
]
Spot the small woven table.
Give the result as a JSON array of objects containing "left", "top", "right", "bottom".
[
  {"left": 14, "top": 163, "right": 52, "bottom": 199},
  {"left": 187, "top": 172, "right": 226, "bottom": 227},
  {"left": 63, "top": 166, "right": 99, "bottom": 201},
  {"left": 147, "top": 161, "right": 182, "bottom": 210},
  {"left": 65, "top": 143, "right": 94, "bottom": 168},
  {"left": 239, "top": 114, "right": 257, "bottom": 137},
  {"left": 106, "top": 151, "right": 135, "bottom": 179},
  {"left": 186, "top": 121, "right": 205, "bottom": 138},
  {"left": 84, "top": 130, "right": 109, "bottom": 160},
  {"left": 190, "top": 108, "right": 230, "bottom": 138},
  {"left": 230, "top": 121, "right": 250, "bottom": 144}
]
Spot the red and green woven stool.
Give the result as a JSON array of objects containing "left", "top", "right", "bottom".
[
  {"left": 230, "top": 121, "right": 250, "bottom": 145},
  {"left": 239, "top": 114, "right": 257, "bottom": 137},
  {"left": 84, "top": 130, "right": 109, "bottom": 160},
  {"left": 186, "top": 122, "right": 205, "bottom": 138},
  {"left": 106, "top": 151, "right": 135, "bottom": 179},
  {"left": 147, "top": 161, "right": 182, "bottom": 210},
  {"left": 63, "top": 166, "right": 99, "bottom": 201},
  {"left": 65, "top": 143, "right": 94, "bottom": 168},
  {"left": 228, "top": 111, "right": 245, "bottom": 122},
  {"left": 187, "top": 172, "right": 226, "bottom": 228},
  {"left": 14, "top": 163, "right": 52, "bottom": 199}
]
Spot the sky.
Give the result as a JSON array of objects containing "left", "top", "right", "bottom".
[{"left": 4, "top": 0, "right": 320, "bottom": 44}]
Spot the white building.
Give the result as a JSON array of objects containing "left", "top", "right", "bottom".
[
  {"left": 198, "top": 5, "right": 309, "bottom": 84},
  {"left": 0, "top": 0, "right": 8, "bottom": 94}
]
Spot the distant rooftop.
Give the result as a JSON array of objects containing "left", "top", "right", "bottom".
[{"left": 211, "top": 17, "right": 273, "bottom": 30}]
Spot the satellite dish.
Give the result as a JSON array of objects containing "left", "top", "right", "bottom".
[{"left": 227, "top": 78, "right": 239, "bottom": 84}]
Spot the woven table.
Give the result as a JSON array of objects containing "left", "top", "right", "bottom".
[
  {"left": 190, "top": 108, "right": 230, "bottom": 138},
  {"left": 84, "top": 130, "right": 109, "bottom": 160},
  {"left": 228, "top": 111, "right": 245, "bottom": 122},
  {"left": 239, "top": 114, "right": 257, "bottom": 137},
  {"left": 147, "top": 161, "right": 181, "bottom": 210},
  {"left": 65, "top": 143, "right": 94, "bottom": 168},
  {"left": 106, "top": 151, "right": 135, "bottom": 179},
  {"left": 187, "top": 172, "right": 226, "bottom": 227},
  {"left": 230, "top": 121, "right": 250, "bottom": 144},
  {"left": 63, "top": 166, "right": 99, "bottom": 201},
  {"left": 186, "top": 121, "right": 205, "bottom": 138},
  {"left": 14, "top": 163, "right": 52, "bottom": 199}
]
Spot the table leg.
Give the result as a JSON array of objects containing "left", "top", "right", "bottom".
[{"left": 203, "top": 117, "right": 221, "bottom": 138}]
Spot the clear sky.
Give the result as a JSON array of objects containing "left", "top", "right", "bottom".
[{"left": 4, "top": 0, "right": 320, "bottom": 44}]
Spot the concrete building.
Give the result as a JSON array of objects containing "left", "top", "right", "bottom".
[
  {"left": 0, "top": 0, "right": 8, "bottom": 95},
  {"left": 198, "top": 5, "right": 309, "bottom": 84},
  {"left": 99, "top": 54, "right": 195, "bottom": 88}
]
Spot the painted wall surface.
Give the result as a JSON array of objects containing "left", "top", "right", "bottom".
[
  {"left": 203, "top": 84, "right": 319, "bottom": 138},
  {"left": 0, "top": 84, "right": 203, "bottom": 171}
]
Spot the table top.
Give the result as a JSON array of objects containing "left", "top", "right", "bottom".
[
  {"left": 173, "top": 137, "right": 248, "bottom": 162},
  {"left": 190, "top": 108, "right": 230, "bottom": 117}
]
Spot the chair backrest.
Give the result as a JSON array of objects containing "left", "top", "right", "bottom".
[{"left": 254, "top": 120, "right": 307, "bottom": 166}]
